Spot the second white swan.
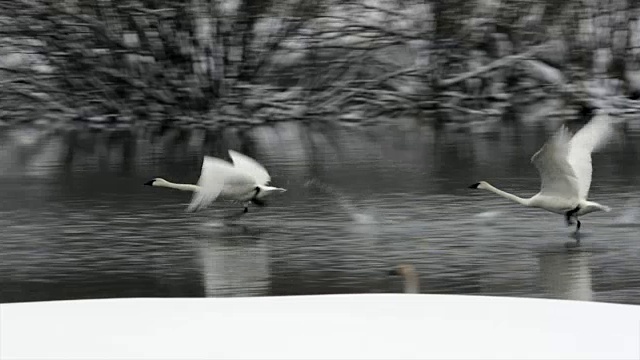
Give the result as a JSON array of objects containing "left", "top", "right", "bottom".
[
  {"left": 469, "top": 110, "right": 614, "bottom": 235},
  {"left": 144, "top": 150, "right": 286, "bottom": 213}
]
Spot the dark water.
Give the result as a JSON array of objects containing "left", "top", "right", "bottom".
[{"left": 1, "top": 119, "right": 640, "bottom": 304}]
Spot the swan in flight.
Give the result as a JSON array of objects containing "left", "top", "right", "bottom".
[
  {"left": 469, "top": 110, "right": 614, "bottom": 236},
  {"left": 388, "top": 264, "right": 420, "bottom": 294},
  {"left": 144, "top": 150, "right": 286, "bottom": 213}
]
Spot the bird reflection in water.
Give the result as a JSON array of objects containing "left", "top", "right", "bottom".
[
  {"left": 194, "top": 227, "right": 269, "bottom": 298},
  {"left": 538, "top": 249, "right": 593, "bottom": 302}
]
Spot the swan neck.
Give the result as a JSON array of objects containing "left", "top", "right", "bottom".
[
  {"left": 159, "top": 181, "right": 199, "bottom": 192},
  {"left": 484, "top": 183, "right": 529, "bottom": 206}
]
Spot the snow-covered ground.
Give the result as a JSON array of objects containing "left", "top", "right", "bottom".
[{"left": 2, "top": 294, "right": 639, "bottom": 360}]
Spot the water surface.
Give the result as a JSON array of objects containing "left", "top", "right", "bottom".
[{"left": 1, "top": 120, "right": 639, "bottom": 304}]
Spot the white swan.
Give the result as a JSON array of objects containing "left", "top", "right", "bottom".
[
  {"left": 388, "top": 264, "right": 420, "bottom": 294},
  {"left": 144, "top": 150, "right": 286, "bottom": 213},
  {"left": 469, "top": 110, "right": 614, "bottom": 236}
]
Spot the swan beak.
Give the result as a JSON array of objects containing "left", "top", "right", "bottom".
[
  {"left": 144, "top": 180, "right": 155, "bottom": 186},
  {"left": 468, "top": 182, "right": 480, "bottom": 189},
  {"left": 388, "top": 269, "right": 399, "bottom": 276}
]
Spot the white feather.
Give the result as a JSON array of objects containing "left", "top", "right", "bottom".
[
  {"left": 567, "top": 111, "right": 614, "bottom": 200},
  {"left": 530, "top": 125, "right": 580, "bottom": 201},
  {"left": 228, "top": 150, "right": 271, "bottom": 185},
  {"left": 470, "top": 110, "right": 614, "bottom": 231},
  {"left": 146, "top": 150, "right": 285, "bottom": 213},
  {"left": 187, "top": 156, "right": 235, "bottom": 212}
]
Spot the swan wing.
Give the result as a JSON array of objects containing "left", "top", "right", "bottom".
[
  {"left": 568, "top": 111, "right": 613, "bottom": 199},
  {"left": 228, "top": 150, "right": 271, "bottom": 185},
  {"left": 186, "top": 156, "right": 233, "bottom": 212},
  {"left": 530, "top": 125, "right": 580, "bottom": 200}
]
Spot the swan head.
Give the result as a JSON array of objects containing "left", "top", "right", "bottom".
[
  {"left": 388, "top": 264, "right": 417, "bottom": 277},
  {"left": 255, "top": 185, "right": 287, "bottom": 199},
  {"left": 469, "top": 181, "right": 490, "bottom": 190},
  {"left": 144, "top": 178, "right": 170, "bottom": 187}
]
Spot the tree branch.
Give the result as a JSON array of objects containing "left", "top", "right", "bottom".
[{"left": 437, "top": 44, "right": 549, "bottom": 88}]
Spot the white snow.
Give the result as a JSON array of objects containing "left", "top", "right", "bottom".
[{"left": 1, "top": 294, "right": 639, "bottom": 360}]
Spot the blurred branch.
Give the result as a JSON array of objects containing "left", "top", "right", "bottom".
[
  {"left": 251, "top": 16, "right": 310, "bottom": 79},
  {"left": 316, "top": 15, "right": 421, "bottom": 40},
  {"left": 1, "top": 0, "right": 639, "bottom": 130},
  {"left": 437, "top": 44, "right": 549, "bottom": 88}
]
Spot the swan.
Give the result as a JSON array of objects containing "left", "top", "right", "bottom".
[
  {"left": 469, "top": 110, "right": 614, "bottom": 236},
  {"left": 388, "top": 264, "right": 420, "bottom": 294},
  {"left": 144, "top": 150, "right": 286, "bottom": 213}
]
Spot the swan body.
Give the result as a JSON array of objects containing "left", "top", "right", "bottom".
[
  {"left": 469, "top": 110, "right": 614, "bottom": 236},
  {"left": 144, "top": 150, "right": 286, "bottom": 213}
]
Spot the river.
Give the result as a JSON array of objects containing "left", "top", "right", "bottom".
[{"left": 1, "top": 117, "right": 639, "bottom": 304}]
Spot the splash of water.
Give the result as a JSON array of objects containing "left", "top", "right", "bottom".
[
  {"left": 614, "top": 197, "right": 640, "bottom": 225},
  {"left": 304, "top": 179, "right": 379, "bottom": 225}
]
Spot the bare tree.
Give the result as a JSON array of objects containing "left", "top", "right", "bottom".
[{"left": 1, "top": 0, "right": 639, "bottom": 130}]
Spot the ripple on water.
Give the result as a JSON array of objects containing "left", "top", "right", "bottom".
[{"left": 1, "top": 127, "right": 640, "bottom": 304}]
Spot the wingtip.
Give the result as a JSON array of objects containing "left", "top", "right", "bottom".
[
  {"left": 228, "top": 149, "right": 244, "bottom": 160},
  {"left": 556, "top": 124, "right": 571, "bottom": 137},
  {"left": 185, "top": 202, "right": 201, "bottom": 213},
  {"left": 201, "top": 155, "right": 215, "bottom": 168}
]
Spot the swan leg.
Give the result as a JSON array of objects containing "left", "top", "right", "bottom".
[
  {"left": 243, "top": 201, "right": 250, "bottom": 213},
  {"left": 565, "top": 206, "right": 580, "bottom": 226},
  {"left": 565, "top": 213, "right": 574, "bottom": 226}
]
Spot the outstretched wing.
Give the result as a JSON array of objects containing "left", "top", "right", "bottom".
[
  {"left": 186, "top": 156, "right": 233, "bottom": 212},
  {"left": 568, "top": 110, "right": 614, "bottom": 199},
  {"left": 530, "top": 125, "right": 580, "bottom": 200},
  {"left": 228, "top": 150, "right": 271, "bottom": 185}
]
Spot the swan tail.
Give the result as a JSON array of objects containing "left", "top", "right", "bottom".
[{"left": 585, "top": 202, "right": 611, "bottom": 213}]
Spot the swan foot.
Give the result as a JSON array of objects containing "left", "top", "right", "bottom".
[
  {"left": 564, "top": 240, "right": 580, "bottom": 248},
  {"left": 223, "top": 209, "right": 247, "bottom": 221},
  {"left": 568, "top": 220, "right": 582, "bottom": 245},
  {"left": 251, "top": 198, "right": 266, "bottom": 207}
]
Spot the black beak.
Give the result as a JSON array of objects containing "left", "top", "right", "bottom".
[
  {"left": 144, "top": 180, "right": 154, "bottom": 186},
  {"left": 468, "top": 182, "right": 480, "bottom": 189},
  {"left": 388, "top": 269, "right": 399, "bottom": 276}
]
